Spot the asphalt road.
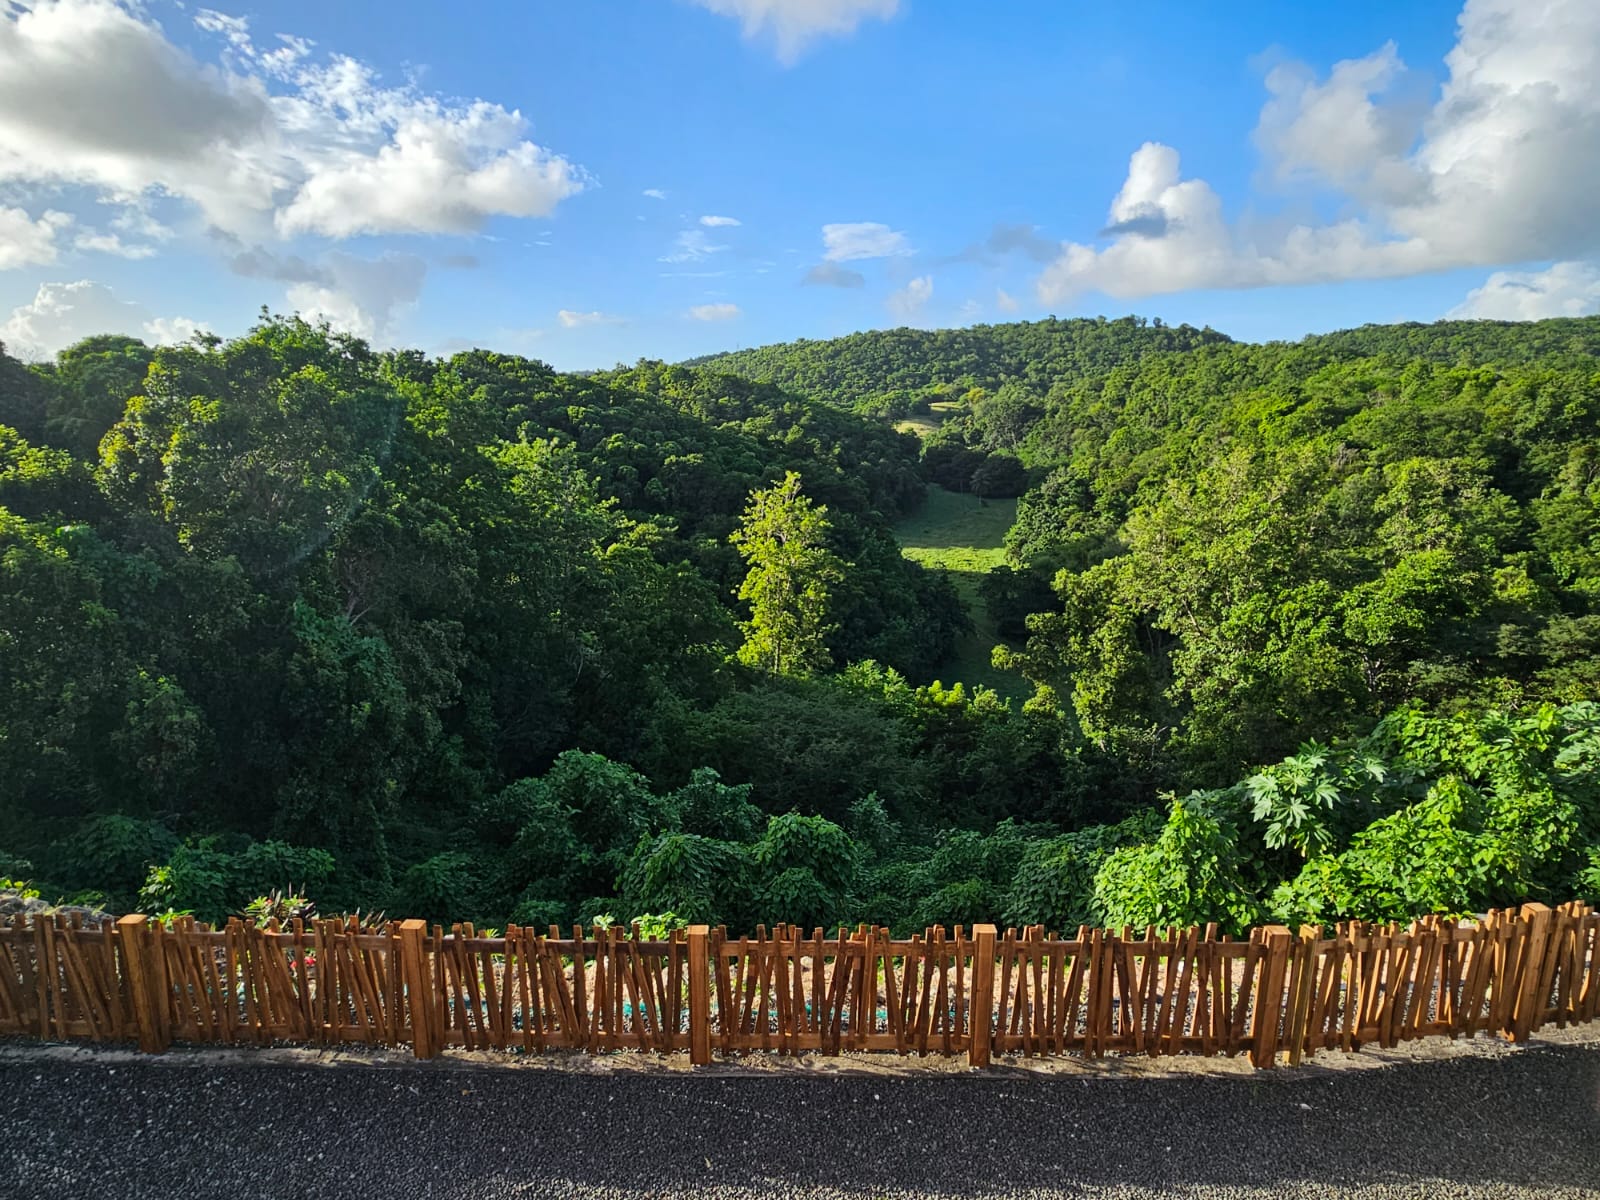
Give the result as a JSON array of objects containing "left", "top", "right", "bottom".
[{"left": 2, "top": 1042, "right": 1598, "bottom": 1199}]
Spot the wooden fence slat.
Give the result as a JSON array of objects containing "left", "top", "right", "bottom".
[{"left": 3, "top": 906, "right": 1597, "bottom": 1066}]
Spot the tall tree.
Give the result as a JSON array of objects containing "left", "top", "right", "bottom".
[{"left": 730, "top": 471, "right": 844, "bottom": 677}]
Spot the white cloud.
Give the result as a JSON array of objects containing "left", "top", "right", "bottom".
[
  {"left": 284, "top": 251, "right": 426, "bottom": 342},
  {"left": 1255, "top": 42, "right": 1424, "bottom": 198},
  {"left": 0, "top": 279, "right": 202, "bottom": 359},
  {"left": 1037, "top": 0, "right": 1600, "bottom": 302},
  {"left": 74, "top": 230, "right": 158, "bottom": 259},
  {"left": 996, "top": 288, "right": 1020, "bottom": 313},
  {"left": 688, "top": 0, "right": 898, "bottom": 63},
  {"left": 822, "top": 221, "right": 910, "bottom": 262},
  {"left": 700, "top": 214, "right": 741, "bottom": 227},
  {"left": 0, "top": 206, "right": 71, "bottom": 269},
  {"left": 557, "top": 309, "right": 627, "bottom": 328},
  {"left": 643, "top": 188, "right": 667, "bottom": 200},
  {"left": 0, "top": 1, "right": 588, "bottom": 242},
  {"left": 660, "top": 229, "right": 730, "bottom": 263},
  {"left": 1038, "top": 142, "right": 1434, "bottom": 301},
  {"left": 1449, "top": 261, "right": 1600, "bottom": 320},
  {"left": 274, "top": 99, "right": 587, "bottom": 238},
  {"left": 688, "top": 302, "right": 741, "bottom": 321},
  {"left": 143, "top": 314, "right": 213, "bottom": 344},
  {"left": 887, "top": 275, "right": 931, "bottom": 319}
]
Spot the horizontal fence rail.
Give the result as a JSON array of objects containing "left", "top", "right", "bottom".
[{"left": 0, "top": 902, "right": 1595, "bottom": 1069}]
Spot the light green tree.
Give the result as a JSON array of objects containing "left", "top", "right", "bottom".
[{"left": 729, "top": 471, "right": 844, "bottom": 677}]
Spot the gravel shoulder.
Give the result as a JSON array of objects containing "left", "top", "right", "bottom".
[{"left": 2, "top": 1031, "right": 1598, "bottom": 1199}]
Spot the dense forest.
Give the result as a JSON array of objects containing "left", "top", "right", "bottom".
[{"left": 2, "top": 314, "right": 1598, "bottom": 937}]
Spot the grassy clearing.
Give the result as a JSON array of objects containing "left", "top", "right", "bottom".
[
  {"left": 893, "top": 487, "right": 1029, "bottom": 701},
  {"left": 893, "top": 399, "right": 965, "bottom": 439},
  {"left": 893, "top": 415, "right": 941, "bottom": 437}
]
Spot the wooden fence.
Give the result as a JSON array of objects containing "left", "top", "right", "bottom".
[{"left": 1, "top": 902, "right": 1596, "bottom": 1069}]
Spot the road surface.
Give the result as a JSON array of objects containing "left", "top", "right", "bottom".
[{"left": 2, "top": 1039, "right": 1597, "bottom": 1198}]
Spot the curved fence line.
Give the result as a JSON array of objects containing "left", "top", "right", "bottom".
[{"left": 0, "top": 902, "right": 1595, "bottom": 1069}]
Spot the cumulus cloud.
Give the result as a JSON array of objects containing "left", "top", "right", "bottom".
[
  {"left": 699, "top": 214, "right": 741, "bottom": 227},
  {"left": 1037, "top": 0, "right": 1600, "bottom": 303},
  {"left": 1255, "top": 42, "right": 1426, "bottom": 198},
  {"left": 1449, "top": 261, "right": 1600, "bottom": 320},
  {"left": 0, "top": 279, "right": 205, "bottom": 359},
  {"left": 143, "top": 314, "right": 213, "bottom": 344},
  {"left": 74, "top": 231, "right": 158, "bottom": 259},
  {"left": 802, "top": 261, "right": 865, "bottom": 287},
  {"left": 887, "top": 275, "right": 931, "bottom": 319},
  {"left": 688, "top": 302, "right": 741, "bottom": 321},
  {"left": 283, "top": 251, "right": 427, "bottom": 342},
  {"left": 822, "top": 221, "right": 910, "bottom": 262},
  {"left": 0, "top": 0, "right": 587, "bottom": 243},
  {"left": 688, "top": 0, "right": 898, "bottom": 63},
  {"left": 996, "top": 288, "right": 1020, "bottom": 313},
  {"left": 642, "top": 188, "right": 667, "bottom": 199},
  {"left": 557, "top": 309, "right": 626, "bottom": 328},
  {"left": 0, "top": 206, "right": 72, "bottom": 269}
]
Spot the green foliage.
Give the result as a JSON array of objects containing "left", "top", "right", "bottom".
[
  {"left": 1268, "top": 702, "right": 1600, "bottom": 924},
  {"left": 10, "top": 312, "right": 1600, "bottom": 937},
  {"left": 730, "top": 471, "right": 845, "bottom": 677},
  {"left": 689, "top": 316, "right": 1230, "bottom": 416},
  {"left": 994, "top": 326, "right": 1600, "bottom": 776},
  {"left": 242, "top": 889, "right": 317, "bottom": 925},
  {"left": 1577, "top": 847, "right": 1600, "bottom": 902},
  {"left": 1093, "top": 797, "right": 1262, "bottom": 935},
  {"left": 1003, "top": 811, "right": 1163, "bottom": 931},
  {"left": 752, "top": 812, "right": 858, "bottom": 929},
  {"left": 138, "top": 838, "right": 337, "bottom": 925},
  {"left": 620, "top": 832, "right": 751, "bottom": 926},
  {"left": 394, "top": 852, "right": 487, "bottom": 926},
  {"left": 1243, "top": 742, "right": 1389, "bottom": 857},
  {"left": 46, "top": 814, "right": 177, "bottom": 910}
]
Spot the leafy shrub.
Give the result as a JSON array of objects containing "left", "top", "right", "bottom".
[
  {"left": 1092, "top": 797, "right": 1260, "bottom": 934},
  {"left": 619, "top": 832, "right": 751, "bottom": 926},
  {"left": 1004, "top": 811, "right": 1162, "bottom": 931}
]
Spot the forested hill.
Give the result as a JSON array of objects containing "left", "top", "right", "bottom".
[
  {"left": 0, "top": 321, "right": 970, "bottom": 919},
  {"left": 2, "top": 312, "right": 1598, "bottom": 944},
  {"left": 1304, "top": 316, "right": 1600, "bottom": 365},
  {"left": 688, "top": 314, "right": 1600, "bottom": 417},
  {"left": 685, "top": 316, "right": 1232, "bottom": 418},
  {"left": 696, "top": 311, "right": 1600, "bottom": 781}
]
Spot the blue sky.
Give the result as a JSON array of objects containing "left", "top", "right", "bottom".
[{"left": 1, "top": 0, "right": 1597, "bottom": 368}]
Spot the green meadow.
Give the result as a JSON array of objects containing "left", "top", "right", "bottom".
[{"left": 892, "top": 487, "right": 1028, "bottom": 701}]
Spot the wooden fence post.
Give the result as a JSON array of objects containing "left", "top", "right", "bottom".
[
  {"left": 398, "top": 920, "right": 436, "bottom": 1059},
  {"left": 969, "top": 924, "right": 996, "bottom": 1068},
  {"left": 1251, "top": 926, "right": 1293, "bottom": 1069},
  {"left": 1508, "top": 903, "right": 1554, "bottom": 1043},
  {"left": 688, "top": 924, "right": 711, "bottom": 1066},
  {"left": 116, "top": 915, "right": 168, "bottom": 1054},
  {"left": 1284, "top": 927, "right": 1320, "bottom": 1066}
]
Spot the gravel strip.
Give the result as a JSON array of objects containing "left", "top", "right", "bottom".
[{"left": 1, "top": 1040, "right": 1597, "bottom": 1199}]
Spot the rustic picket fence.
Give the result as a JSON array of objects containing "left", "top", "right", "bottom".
[{"left": 1, "top": 901, "right": 1596, "bottom": 1069}]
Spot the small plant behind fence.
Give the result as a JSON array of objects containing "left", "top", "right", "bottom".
[{"left": 0, "top": 903, "right": 1595, "bottom": 1069}]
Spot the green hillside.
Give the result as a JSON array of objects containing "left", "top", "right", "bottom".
[
  {"left": 893, "top": 488, "right": 1025, "bottom": 699},
  {"left": 4, "top": 312, "right": 1600, "bottom": 941},
  {"left": 687, "top": 315, "right": 1231, "bottom": 416}
]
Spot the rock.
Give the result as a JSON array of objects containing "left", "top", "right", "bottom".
[{"left": 0, "top": 889, "right": 116, "bottom": 928}]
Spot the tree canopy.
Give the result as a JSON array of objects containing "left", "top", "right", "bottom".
[{"left": 3, "top": 312, "right": 1598, "bottom": 939}]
